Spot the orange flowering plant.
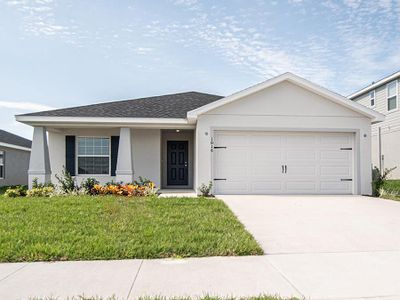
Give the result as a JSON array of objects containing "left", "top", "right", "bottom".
[{"left": 91, "top": 180, "right": 158, "bottom": 197}]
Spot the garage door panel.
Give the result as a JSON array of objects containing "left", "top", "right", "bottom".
[
  {"left": 213, "top": 131, "right": 354, "bottom": 195},
  {"left": 320, "top": 165, "right": 352, "bottom": 176},
  {"left": 320, "top": 150, "right": 351, "bottom": 160},
  {"left": 286, "top": 181, "right": 316, "bottom": 192},
  {"left": 250, "top": 150, "right": 282, "bottom": 161},
  {"left": 286, "top": 135, "right": 317, "bottom": 146},
  {"left": 320, "top": 181, "right": 352, "bottom": 193},
  {"left": 248, "top": 135, "right": 282, "bottom": 147},
  {"left": 214, "top": 181, "right": 249, "bottom": 194},
  {"left": 251, "top": 181, "right": 283, "bottom": 193},
  {"left": 320, "top": 135, "right": 352, "bottom": 146},
  {"left": 251, "top": 166, "right": 283, "bottom": 177},
  {"left": 286, "top": 150, "right": 317, "bottom": 160},
  {"left": 286, "top": 165, "right": 316, "bottom": 176}
]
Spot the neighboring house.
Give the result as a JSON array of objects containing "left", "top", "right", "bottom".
[
  {"left": 16, "top": 73, "right": 384, "bottom": 195},
  {"left": 349, "top": 71, "right": 400, "bottom": 178},
  {"left": 0, "top": 130, "right": 31, "bottom": 187}
]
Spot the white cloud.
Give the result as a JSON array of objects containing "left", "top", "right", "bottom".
[
  {"left": 173, "top": 0, "right": 198, "bottom": 6},
  {"left": 142, "top": 4, "right": 335, "bottom": 86},
  {"left": 0, "top": 101, "right": 54, "bottom": 111},
  {"left": 133, "top": 47, "right": 154, "bottom": 55},
  {"left": 4, "top": 0, "right": 73, "bottom": 38},
  {"left": 343, "top": 0, "right": 362, "bottom": 9}
]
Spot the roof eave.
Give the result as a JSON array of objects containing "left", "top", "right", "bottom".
[
  {"left": 15, "top": 116, "right": 195, "bottom": 129},
  {"left": 349, "top": 71, "right": 400, "bottom": 99},
  {"left": 0, "top": 142, "right": 31, "bottom": 152}
]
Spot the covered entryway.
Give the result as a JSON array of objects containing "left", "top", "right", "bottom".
[
  {"left": 213, "top": 131, "right": 354, "bottom": 195},
  {"left": 161, "top": 130, "right": 194, "bottom": 189}
]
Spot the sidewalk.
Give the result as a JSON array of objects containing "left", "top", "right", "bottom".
[
  {"left": 1, "top": 251, "right": 400, "bottom": 300},
  {"left": 0, "top": 256, "right": 300, "bottom": 300}
]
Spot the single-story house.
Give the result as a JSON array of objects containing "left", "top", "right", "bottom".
[
  {"left": 16, "top": 73, "right": 384, "bottom": 195},
  {"left": 0, "top": 130, "right": 31, "bottom": 187}
]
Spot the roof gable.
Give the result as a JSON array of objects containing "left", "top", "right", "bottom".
[
  {"left": 206, "top": 80, "right": 364, "bottom": 118},
  {"left": 187, "top": 73, "right": 384, "bottom": 123}
]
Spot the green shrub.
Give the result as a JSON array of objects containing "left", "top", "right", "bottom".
[
  {"left": 372, "top": 166, "right": 396, "bottom": 197},
  {"left": 133, "top": 176, "right": 152, "bottom": 186},
  {"left": 55, "top": 166, "right": 77, "bottom": 193},
  {"left": 198, "top": 181, "right": 213, "bottom": 197},
  {"left": 26, "top": 186, "right": 54, "bottom": 197},
  {"left": 32, "top": 178, "right": 54, "bottom": 189},
  {"left": 4, "top": 186, "right": 27, "bottom": 198},
  {"left": 81, "top": 177, "right": 99, "bottom": 195}
]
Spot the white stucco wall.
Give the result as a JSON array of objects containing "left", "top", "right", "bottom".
[
  {"left": 131, "top": 129, "right": 161, "bottom": 185},
  {"left": 195, "top": 81, "right": 373, "bottom": 195},
  {"left": 48, "top": 128, "right": 161, "bottom": 186}
]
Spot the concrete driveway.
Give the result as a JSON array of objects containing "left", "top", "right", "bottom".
[
  {"left": 219, "top": 195, "right": 400, "bottom": 299},
  {"left": 220, "top": 195, "right": 400, "bottom": 254}
]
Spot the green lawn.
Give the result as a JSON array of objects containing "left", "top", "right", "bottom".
[
  {"left": 0, "top": 196, "right": 263, "bottom": 262},
  {"left": 382, "top": 180, "right": 400, "bottom": 192},
  {"left": 380, "top": 180, "right": 400, "bottom": 201}
]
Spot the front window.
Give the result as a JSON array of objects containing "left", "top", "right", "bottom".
[
  {"left": 387, "top": 81, "right": 398, "bottom": 111},
  {"left": 0, "top": 151, "right": 4, "bottom": 179},
  {"left": 369, "top": 90, "right": 375, "bottom": 107},
  {"left": 77, "top": 137, "right": 110, "bottom": 175}
]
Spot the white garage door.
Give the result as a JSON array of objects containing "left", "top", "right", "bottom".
[{"left": 213, "top": 131, "right": 354, "bottom": 195}]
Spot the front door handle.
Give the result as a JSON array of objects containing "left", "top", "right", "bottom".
[
  {"left": 285, "top": 165, "right": 287, "bottom": 173},
  {"left": 282, "top": 165, "right": 284, "bottom": 173}
]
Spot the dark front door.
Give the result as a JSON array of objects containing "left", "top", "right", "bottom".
[{"left": 167, "top": 141, "right": 189, "bottom": 186}]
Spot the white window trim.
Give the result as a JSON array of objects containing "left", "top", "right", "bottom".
[
  {"left": 76, "top": 136, "right": 111, "bottom": 176},
  {"left": 387, "top": 80, "right": 398, "bottom": 113},
  {"left": 370, "top": 90, "right": 375, "bottom": 108},
  {"left": 0, "top": 150, "right": 4, "bottom": 179}
]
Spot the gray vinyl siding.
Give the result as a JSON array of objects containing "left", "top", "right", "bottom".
[
  {"left": 0, "top": 146, "right": 30, "bottom": 187},
  {"left": 352, "top": 77, "right": 400, "bottom": 177},
  {"left": 353, "top": 78, "right": 400, "bottom": 138}
]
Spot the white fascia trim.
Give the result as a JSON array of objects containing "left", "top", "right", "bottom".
[
  {"left": 349, "top": 71, "right": 400, "bottom": 99},
  {"left": 187, "top": 72, "right": 385, "bottom": 123},
  {"left": 0, "top": 142, "right": 31, "bottom": 152},
  {"left": 16, "top": 116, "right": 191, "bottom": 126}
]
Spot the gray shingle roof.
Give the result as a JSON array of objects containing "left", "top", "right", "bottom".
[
  {"left": 0, "top": 130, "right": 31, "bottom": 148},
  {"left": 20, "top": 92, "right": 223, "bottom": 119}
]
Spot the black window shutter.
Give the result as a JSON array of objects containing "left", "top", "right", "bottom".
[
  {"left": 65, "top": 136, "right": 76, "bottom": 176},
  {"left": 111, "top": 136, "right": 119, "bottom": 176}
]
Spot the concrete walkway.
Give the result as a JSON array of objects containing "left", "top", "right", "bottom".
[
  {"left": 0, "top": 256, "right": 301, "bottom": 300},
  {"left": 2, "top": 252, "right": 400, "bottom": 300}
]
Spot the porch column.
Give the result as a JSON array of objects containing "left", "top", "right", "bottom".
[
  {"left": 28, "top": 126, "right": 51, "bottom": 189},
  {"left": 115, "top": 127, "right": 134, "bottom": 183}
]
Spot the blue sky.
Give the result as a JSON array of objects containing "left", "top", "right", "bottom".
[{"left": 1, "top": 0, "right": 400, "bottom": 139}]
